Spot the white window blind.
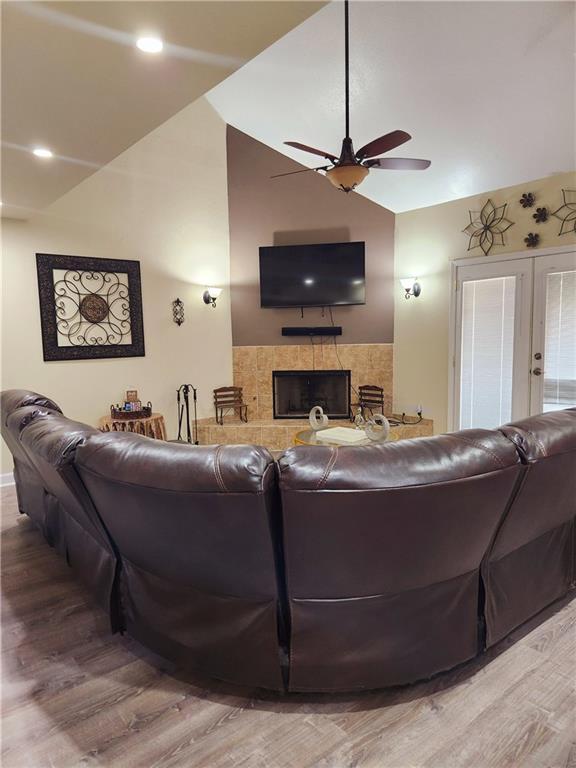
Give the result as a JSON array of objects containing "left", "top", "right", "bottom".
[
  {"left": 543, "top": 270, "right": 576, "bottom": 411},
  {"left": 459, "top": 276, "right": 516, "bottom": 429}
]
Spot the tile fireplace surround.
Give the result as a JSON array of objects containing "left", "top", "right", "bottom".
[
  {"left": 196, "top": 343, "right": 434, "bottom": 451},
  {"left": 233, "top": 343, "right": 394, "bottom": 421}
]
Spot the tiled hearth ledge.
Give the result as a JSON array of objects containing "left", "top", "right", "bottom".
[
  {"left": 195, "top": 343, "right": 433, "bottom": 451},
  {"left": 196, "top": 415, "right": 434, "bottom": 452},
  {"left": 232, "top": 343, "right": 395, "bottom": 421}
]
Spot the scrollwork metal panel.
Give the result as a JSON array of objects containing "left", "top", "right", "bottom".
[{"left": 36, "top": 253, "right": 145, "bottom": 361}]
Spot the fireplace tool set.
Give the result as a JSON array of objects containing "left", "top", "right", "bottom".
[{"left": 171, "top": 384, "right": 198, "bottom": 445}]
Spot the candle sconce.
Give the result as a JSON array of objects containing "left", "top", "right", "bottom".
[{"left": 172, "top": 298, "right": 185, "bottom": 326}]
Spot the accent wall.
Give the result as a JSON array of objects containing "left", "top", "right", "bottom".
[{"left": 226, "top": 126, "right": 395, "bottom": 346}]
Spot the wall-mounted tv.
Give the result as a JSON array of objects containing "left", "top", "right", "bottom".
[{"left": 259, "top": 241, "right": 365, "bottom": 308}]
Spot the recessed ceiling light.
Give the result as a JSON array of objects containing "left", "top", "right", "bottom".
[
  {"left": 136, "top": 37, "right": 163, "bottom": 53},
  {"left": 32, "top": 147, "right": 53, "bottom": 159}
]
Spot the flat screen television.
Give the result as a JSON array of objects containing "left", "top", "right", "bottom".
[{"left": 259, "top": 241, "right": 365, "bottom": 308}]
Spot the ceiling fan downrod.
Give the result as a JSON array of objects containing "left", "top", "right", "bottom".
[{"left": 344, "top": 0, "right": 350, "bottom": 141}]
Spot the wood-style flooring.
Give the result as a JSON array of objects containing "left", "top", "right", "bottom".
[{"left": 1, "top": 485, "right": 575, "bottom": 768}]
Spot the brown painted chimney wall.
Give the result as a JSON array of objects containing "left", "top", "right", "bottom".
[{"left": 227, "top": 126, "right": 395, "bottom": 346}]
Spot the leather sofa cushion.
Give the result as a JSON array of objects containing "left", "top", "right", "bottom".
[{"left": 1, "top": 389, "right": 62, "bottom": 424}]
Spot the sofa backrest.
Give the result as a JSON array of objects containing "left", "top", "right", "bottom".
[
  {"left": 74, "top": 431, "right": 285, "bottom": 689},
  {"left": 75, "top": 431, "right": 280, "bottom": 597},
  {"left": 496, "top": 408, "right": 576, "bottom": 557},
  {"left": 1, "top": 389, "right": 62, "bottom": 467},
  {"left": 482, "top": 408, "right": 576, "bottom": 646},
  {"left": 279, "top": 429, "right": 522, "bottom": 599},
  {"left": 15, "top": 408, "right": 107, "bottom": 548},
  {"left": 278, "top": 429, "right": 523, "bottom": 691}
]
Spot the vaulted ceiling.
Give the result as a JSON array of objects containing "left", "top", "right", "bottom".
[
  {"left": 3, "top": 1, "right": 573, "bottom": 220},
  {"left": 208, "top": 0, "right": 575, "bottom": 212},
  {"left": 1, "top": 0, "right": 326, "bottom": 219}
]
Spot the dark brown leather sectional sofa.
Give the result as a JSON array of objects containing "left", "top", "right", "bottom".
[{"left": 2, "top": 389, "right": 575, "bottom": 693}]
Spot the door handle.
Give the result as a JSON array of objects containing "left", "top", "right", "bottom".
[{"left": 532, "top": 367, "right": 543, "bottom": 376}]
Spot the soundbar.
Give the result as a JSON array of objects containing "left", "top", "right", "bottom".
[{"left": 282, "top": 326, "right": 342, "bottom": 337}]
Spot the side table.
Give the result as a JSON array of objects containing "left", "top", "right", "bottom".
[{"left": 98, "top": 412, "right": 167, "bottom": 441}]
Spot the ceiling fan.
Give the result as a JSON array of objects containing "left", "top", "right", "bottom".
[{"left": 273, "top": 0, "right": 431, "bottom": 193}]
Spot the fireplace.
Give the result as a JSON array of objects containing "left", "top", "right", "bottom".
[{"left": 273, "top": 370, "right": 351, "bottom": 419}]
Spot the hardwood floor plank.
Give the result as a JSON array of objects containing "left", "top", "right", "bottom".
[{"left": 1, "top": 486, "right": 574, "bottom": 768}]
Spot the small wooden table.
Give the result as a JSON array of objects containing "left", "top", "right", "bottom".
[{"left": 99, "top": 412, "right": 167, "bottom": 441}]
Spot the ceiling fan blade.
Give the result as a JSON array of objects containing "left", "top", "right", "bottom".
[
  {"left": 365, "top": 157, "right": 431, "bottom": 170},
  {"left": 271, "top": 165, "right": 330, "bottom": 179},
  {"left": 284, "top": 141, "right": 338, "bottom": 162},
  {"left": 355, "top": 130, "right": 412, "bottom": 160}
]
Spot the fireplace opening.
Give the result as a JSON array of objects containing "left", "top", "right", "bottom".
[{"left": 273, "top": 370, "right": 351, "bottom": 419}]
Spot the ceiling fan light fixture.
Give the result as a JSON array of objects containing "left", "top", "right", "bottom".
[{"left": 326, "top": 164, "right": 369, "bottom": 193}]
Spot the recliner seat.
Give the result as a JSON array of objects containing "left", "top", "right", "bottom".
[
  {"left": 74, "top": 431, "right": 286, "bottom": 690},
  {"left": 484, "top": 408, "right": 576, "bottom": 645},
  {"left": 278, "top": 430, "right": 523, "bottom": 691},
  {"left": 12, "top": 407, "right": 119, "bottom": 624}
]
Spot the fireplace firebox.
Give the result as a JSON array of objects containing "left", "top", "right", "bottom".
[{"left": 273, "top": 370, "right": 351, "bottom": 419}]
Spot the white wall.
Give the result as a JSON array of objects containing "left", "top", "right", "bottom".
[
  {"left": 394, "top": 171, "right": 576, "bottom": 433},
  {"left": 1, "top": 96, "right": 232, "bottom": 473}
]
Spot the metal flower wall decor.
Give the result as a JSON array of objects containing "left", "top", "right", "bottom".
[
  {"left": 532, "top": 207, "right": 548, "bottom": 224},
  {"left": 519, "top": 192, "right": 535, "bottom": 208},
  {"left": 463, "top": 199, "right": 515, "bottom": 256},
  {"left": 552, "top": 189, "right": 576, "bottom": 236}
]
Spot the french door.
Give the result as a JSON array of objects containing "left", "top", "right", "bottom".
[
  {"left": 531, "top": 252, "right": 576, "bottom": 414},
  {"left": 452, "top": 249, "right": 576, "bottom": 430}
]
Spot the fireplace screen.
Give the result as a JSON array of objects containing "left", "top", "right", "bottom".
[{"left": 273, "top": 370, "right": 351, "bottom": 419}]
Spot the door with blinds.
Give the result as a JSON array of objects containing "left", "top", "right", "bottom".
[
  {"left": 453, "top": 259, "right": 532, "bottom": 430},
  {"left": 452, "top": 250, "right": 576, "bottom": 430},
  {"left": 530, "top": 252, "right": 576, "bottom": 413}
]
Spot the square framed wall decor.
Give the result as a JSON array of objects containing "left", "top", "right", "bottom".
[{"left": 36, "top": 253, "right": 145, "bottom": 361}]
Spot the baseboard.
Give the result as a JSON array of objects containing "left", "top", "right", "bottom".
[{"left": 0, "top": 472, "right": 15, "bottom": 487}]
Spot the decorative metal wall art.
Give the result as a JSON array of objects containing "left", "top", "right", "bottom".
[
  {"left": 524, "top": 232, "right": 540, "bottom": 248},
  {"left": 463, "top": 199, "right": 514, "bottom": 256},
  {"left": 532, "top": 207, "right": 548, "bottom": 223},
  {"left": 36, "top": 253, "right": 145, "bottom": 361},
  {"left": 552, "top": 189, "right": 576, "bottom": 236},
  {"left": 519, "top": 192, "right": 535, "bottom": 208},
  {"left": 172, "top": 298, "right": 185, "bottom": 326}
]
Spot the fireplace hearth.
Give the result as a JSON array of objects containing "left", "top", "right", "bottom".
[{"left": 273, "top": 370, "right": 351, "bottom": 419}]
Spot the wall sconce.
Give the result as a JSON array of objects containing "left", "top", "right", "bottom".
[
  {"left": 172, "top": 298, "right": 184, "bottom": 325},
  {"left": 400, "top": 277, "right": 421, "bottom": 300},
  {"left": 202, "top": 287, "right": 222, "bottom": 308}
]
